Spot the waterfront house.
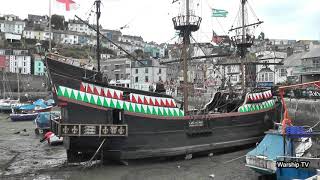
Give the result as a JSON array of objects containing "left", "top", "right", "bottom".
[
  {"left": 33, "top": 54, "right": 45, "bottom": 76},
  {"left": 9, "top": 49, "right": 31, "bottom": 74},
  {"left": 299, "top": 47, "right": 320, "bottom": 82}
]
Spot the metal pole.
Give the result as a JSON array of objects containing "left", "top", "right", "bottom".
[
  {"left": 49, "top": 0, "right": 52, "bottom": 52},
  {"left": 96, "top": 0, "right": 101, "bottom": 72}
]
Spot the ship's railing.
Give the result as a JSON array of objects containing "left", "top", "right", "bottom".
[
  {"left": 47, "top": 53, "right": 89, "bottom": 67},
  {"left": 50, "top": 119, "right": 128, "bottom": 137}
]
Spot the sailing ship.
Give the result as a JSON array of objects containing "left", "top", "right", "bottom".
[{"left": 47, "top": 0, "right": 281, "bottom": 162}]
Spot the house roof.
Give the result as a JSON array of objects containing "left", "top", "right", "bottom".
[
  {"left": 283, "top": 52, "right": 305, "bottom": 67},
  {"left": 301, "top": 47, "right": 320, "bottom": 59}
]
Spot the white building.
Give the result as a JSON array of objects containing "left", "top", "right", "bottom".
[
  {"left": 68, "top": 20, "right": 95, "bottom": 36},
  {"left": 0, "top": 15, "right": 25, "bottom": 35},
  {"left": 256, "top": 51, "right": 287, "bottom": 86},
  {"left": 127, "top": 59, "right": 167, "bottom": 91},
  {"left": 9, "top": 50, "right": 31, "bottom": 74},
  {"left": 119, "top": 35, "right": 144, "bottom": 46},
  {"left": 23, "top": 28, "right": 53, "bottom": 41}
]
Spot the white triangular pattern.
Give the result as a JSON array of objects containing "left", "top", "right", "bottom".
[
  {"left": 174, "top": 108, "right": 179, "bottom": 115},
  {"left": 117, "top": 100, "right": 123, "bottom": 108},
  {"left": 109, "top": 89, "right": 115, "bottom": 98},
  {"left": 139, "top": 94, "right": 145, "bottom": 103},
  {"left": 59, "top": 86, "right": 66, "bottom": 95},
  {"left": 115, "top": 90, "right": 121, "bottom": 98},
  {"left": 133, "top": 94, "right": 139, "bottom": 102},
  {"left": 142, "top": 104, "right": 148, "bottom": 112},
  {"left": 95, "top": 86, "right": 101, "bottom": 95},
  {"left": 130, "top": 102, "right": 136, "bottom": 111},
  {"left": 103, "top": 88, "right": 109, "bottom": 97},
  {"left": 159, "top": 106, "right": 164, "bottom": 114},
  {"left": 112, "top": 99, "right": 117, "bottom": 106},
  {"left": 92, "top": 94, "right": 98, "bottom": 103},
  {"left": 154, "top": 106, "right": 159, "bottom": 114},
  {"left": 145, "top": 96, "right": 150, "bottom": 104},
  {"left": 105, "top": 97, "right": 111, "bottom": 105},
  {"left": 78, "top": 91, "right": 85, "bottom": 99},
  {"left": 88, "top": 84, "right": 94, "bottom": 92},
  {"left": 150, "top": 97, "right": 156, "bottom": 105},
  {"left": 172, "top": 99, "right": 176, "bottom": 107},
  {"left": 169, "top": 108, "right": 174, "bottom": 115},
  {"left": 98, "top": 96, "right": 104, "bottom": 105},
  {"left": 66, "top": 88, "right": 72, "bottom": 97},
  {"left": 82, "top": 82, "right": 88, "bottom": 90},
  {"left": 164, "top": 107, "right": 169, "bottom": 115},
  {"left": 86, "top": 93, "right": 92, "bottom": 101},
  {"left": 124, "top": 102, "right": 130, "bottom": 110},
  {"left": 135, "top": 104, "right": 141, "bottom": 112}
]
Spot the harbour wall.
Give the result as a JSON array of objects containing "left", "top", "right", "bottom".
[
  {"left": 285, "top": 98, "right": 320, "bottom": 130},
  {"left": 0, "top": 72, "right": 48, "bottom": 93}
]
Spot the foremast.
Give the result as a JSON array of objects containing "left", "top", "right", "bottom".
[{"left": 172, "top": 0, "right": 201, "bottom": 114}]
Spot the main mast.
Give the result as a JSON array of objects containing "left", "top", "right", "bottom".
[
  {"left": 95, "top": 0, "right": 101, "bottom": 72},
  {"left": 172, "top": 0, "right": 201, "bottom": 114},
  {"left": 229, "top": 0, "right": 263, "bottom": 92}
]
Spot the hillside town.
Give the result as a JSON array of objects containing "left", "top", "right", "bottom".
[{"left": 0, "top": 12, "right": 319, "bottom": 95}]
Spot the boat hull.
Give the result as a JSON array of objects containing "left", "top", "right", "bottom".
[
  {"left": 10, "top": 113, "right": 38, "bottom": 122},
  {"left": 46, "top": 56, "right": 281, "bottom": 162}
]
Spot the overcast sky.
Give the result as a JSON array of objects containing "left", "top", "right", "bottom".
[{"left": 0, "top": 0, "right": 319, "bottom": 43}]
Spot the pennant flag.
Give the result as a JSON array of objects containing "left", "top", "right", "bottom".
[{"left": 212, "top": 9, "right": 228, "bottom": 17}]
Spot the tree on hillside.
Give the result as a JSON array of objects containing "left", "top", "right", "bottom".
[{"left": 51, "top": 14, "right": 65, "bottom": 30}]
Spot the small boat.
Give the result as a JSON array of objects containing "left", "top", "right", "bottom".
[
  {"left": 34, "top": 111, "right": 61, "bottom": 135},
  {"left": 40, "top": 131, "right": 63, "bottom": 146},
  {"left": 10, "top": 112, "right": 39, "bottom": 122},
  {"left": 246, "top": 81, "right": 320, "bottom": 179},
  {"left": 0, "top": 99, "right": 23, "bottom": 113},
  {"left": 10, "top": 99, "right": 54, "bottom": 121}
]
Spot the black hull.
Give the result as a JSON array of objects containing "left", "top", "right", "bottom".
[{"left": 46, "top": 57, "right": 281, "bottom": 162}]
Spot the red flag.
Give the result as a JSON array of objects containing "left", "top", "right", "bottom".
[{"left": 56, "top": 0, "right": 76, "bottom": 11}]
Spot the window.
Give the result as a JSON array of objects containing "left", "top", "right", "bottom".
[
  {"left": 135, "top": 76, "right": 138, "bottom": 83},
  {"left": 115, "top": 65, "right": 120, "bottom": 69},
  {"left": 145, "top": 76, "right": 149, "bottom": 82},
  {"left": 268, "top": 73, "right": 273, "bottom": 81},
  {"left": 120, "top": 74, "right": 124, "bottom": 79},
  {"left": 135, "top": 69, "right": 138, "bottom": 74},
  {"left": 159, "top": 68, "right": 162, "bottom": 74},
  {"left": 115, "top": 74, "right": 119, "bottom": 80},
  {"left": 159, "top": 76, "right": 162, "bottom": 81},
  {"left": 280, "top": 69, "right": 287, "bottom": 77},
  {"left": 145, "top": 68, "right": 148, "bottom": 73}
]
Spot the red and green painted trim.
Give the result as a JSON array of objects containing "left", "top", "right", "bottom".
[
  {"left": 238, "top": 99, "right": 275, "bottom": 112},
  {"left": 80, "top": 82, "right": 177, "bottom": 108},
  {"left": 58, "top": 86, "right": 184, "bottom": 117}
]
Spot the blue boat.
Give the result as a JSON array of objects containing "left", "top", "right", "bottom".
[
  {"left": 34, "top": 111, "right": 60, "bottom": 135},
  {"left": 10, "top": 99, "right": 54, "bottom": 122},
  {"left": 245, "top": 126, "right": 319, "bottom": 180}
]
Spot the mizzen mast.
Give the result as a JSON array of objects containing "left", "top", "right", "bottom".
[
  {"left": 95, "top": 0, "right": 101, "bottom": 72},
  {"left": 172, "top": 0, "right": 201, "bottom": 114}
]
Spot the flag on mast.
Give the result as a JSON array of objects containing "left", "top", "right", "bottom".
[
  {"left": 56, "top": 0, "right": 79, "bottom": 11},
  {"left": 212, "top": 9, "right": 228, "bottom": 17}
]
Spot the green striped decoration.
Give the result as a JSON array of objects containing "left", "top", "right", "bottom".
[
  {"left": 238, "top": 99, "right": 275, "bottom": 113},
  {"left": 57, "top": 86, "right": 184, "bottom": 117}
]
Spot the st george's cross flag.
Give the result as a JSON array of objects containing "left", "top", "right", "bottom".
[{"left": 55, "top": 0, "right": 79, "bottom": 11}]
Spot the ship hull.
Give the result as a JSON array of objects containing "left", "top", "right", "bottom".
[{"left": 46, "top": 56, "right": 281, "bottom": 162}]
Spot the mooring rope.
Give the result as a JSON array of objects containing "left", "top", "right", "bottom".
[{"left": 83, "top": 138, "right": 106, "bottom": 169}]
